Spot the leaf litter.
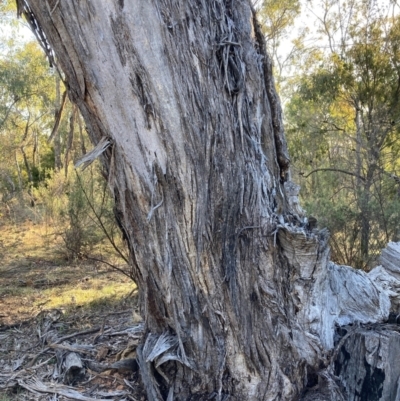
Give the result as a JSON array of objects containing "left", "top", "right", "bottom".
[{"left": 0, "top": 302, "right": 148, "bottom": 401}]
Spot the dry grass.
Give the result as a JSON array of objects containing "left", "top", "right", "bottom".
[
  {"left": 0, "top": 220, "right": 60, "bottom": 265},
  {"left": 0, "top": 219, "right": 135, "bottom": 327}
]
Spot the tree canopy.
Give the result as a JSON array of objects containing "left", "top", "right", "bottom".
[{"left": 283, "top": 0, "right": 400, "bottom": 268}]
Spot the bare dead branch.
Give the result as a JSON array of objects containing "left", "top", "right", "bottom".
[{"left": 301, "top": 168, "right": 366, "bottom": 181}]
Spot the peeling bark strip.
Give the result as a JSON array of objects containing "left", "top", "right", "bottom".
[{"left": 17, "top": 1, "right": 400, "bottom": 400}]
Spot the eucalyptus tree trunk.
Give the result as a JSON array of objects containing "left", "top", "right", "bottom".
[{"left": 17, "top": 1, "right": 400, "bottom": 400}]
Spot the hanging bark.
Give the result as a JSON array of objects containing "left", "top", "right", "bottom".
[{"left": 16, "top": 1, "right": 400, "bottom": 400}]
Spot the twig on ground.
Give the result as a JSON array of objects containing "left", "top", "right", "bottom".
[{"left": 28, "top": 327, "right": 103, "bottom": 367}]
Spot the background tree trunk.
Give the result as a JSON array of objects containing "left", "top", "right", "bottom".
[
  {"left": 52, "top": 75, "right": 64, "bottom": 170},
  {"left": 17, "top": 1, "right": 400, "bottom": 400}
]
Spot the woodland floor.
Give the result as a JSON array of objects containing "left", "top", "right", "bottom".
[{"left": 0, "top": 219, "right": 147, "bottom": 400}]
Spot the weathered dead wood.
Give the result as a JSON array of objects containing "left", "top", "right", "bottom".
[
  {"left": 49, "top": 342, "right": 95, "bottom": 354},
  {"left": 334, "top": 325, "right": 400, "bottom": 401},
  {"left": 64, "top": 352, "right": 85, "bottom": 384},
  {"left": 298, "top": 242, "right": 400, "bottom": 400},
  {"left": 17, "top": 377, "right": 124, "bottom": 401}
]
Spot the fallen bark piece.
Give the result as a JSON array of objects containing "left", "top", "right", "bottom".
[
  {"left": 17, "top": 377, "right": 116, "bottom": 400},
  {"left": 64, "top": 352, "right": 85, "bottom": 384}
]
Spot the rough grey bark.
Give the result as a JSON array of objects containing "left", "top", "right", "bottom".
[{"left": 16, "top": 1, "right": 400, "bottom": 400}]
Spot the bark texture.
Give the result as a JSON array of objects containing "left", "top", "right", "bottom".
[
  {"left": 17, "top": 1, "right": 400, "bottom": 400},
  {"left": 299, "top": 242, "right": 400, "bottom": 401},
  {"left": 334, "top": 326, "right": 400, "bottom": 401}
]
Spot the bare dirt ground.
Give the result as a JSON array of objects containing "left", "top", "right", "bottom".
[{"left": 0, "top": 221, "right": 146, "bottom": 400}]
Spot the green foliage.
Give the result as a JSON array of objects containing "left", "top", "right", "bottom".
[
  {"left": 1, "top": 0, "right": 398, "bottom": 273},
  {"left": 63, "top": 167, "right": 111, "bottom": 259},
  {"left": 0, "top": 14, "right": 125, "bottom": 264},
  {"left": 0, "top": 38, "right": 56, "bottom": 203},
  {"left": 0, "top": 0, "right": 22, "bottom": 50},
  {"left": 34, "top": 163, "right": 122, "bottom": 261},
  {"left": 259, "top": 0, "right": 300, "bottom": 42},
  {"left": 258, "top": 0, "right": 305, "bottom": 95},
  {"left": 285, "top": 0, "right": 400, "bottom": 269}
]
